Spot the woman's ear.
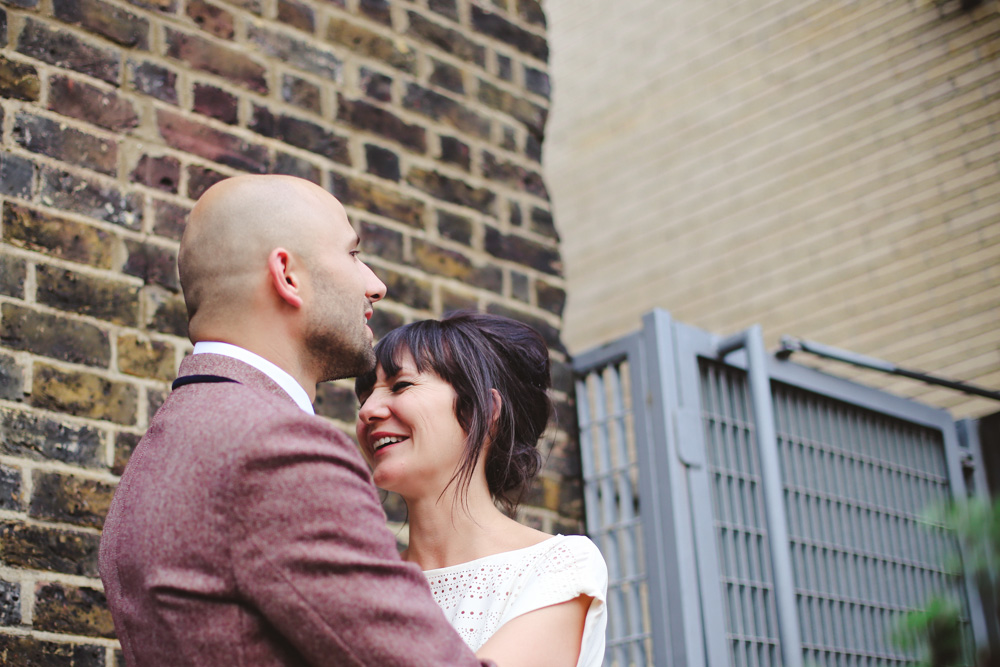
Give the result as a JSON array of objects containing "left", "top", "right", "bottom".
[
  {"left": 267, "top": 248, "right": 304, "bottom": 309},
  {"left": 490, "top": 388, "right": 502, "bottom": 424}
]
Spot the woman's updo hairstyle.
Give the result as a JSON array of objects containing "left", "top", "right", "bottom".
[{"left": 354, "top": 311, "right": 551, "bottom": 516}]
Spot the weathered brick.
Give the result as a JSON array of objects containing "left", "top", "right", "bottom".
[
  {"left": 117, "top": 333, "right": 175, "bottom": 380},
  {"left": 517, "top": 0, "right": 545, "bottom": 26},
  {"left": 251, "top": 106, "right": 350, "bottom": 164},
  {"left": 0, "top": 352, "right": 24, "bottom": 399},
  {"left": 49, "top": 75, "right": 139, "bottom": 133},
  {"left": 124, "top": 239, "right": 179, "bottom": 290},
  {"left": 403, "top": 84, "right": 490, "bottom": 138},
  {"left": 0, "top": 521, "right": 101, "bottom": 577},
  {"left": 358, "top": 220, "right": 403, "bottom": 263},
  {"left": 500, "top": 125, "right": 517, "bottom": 151},
  {"left": 29, "top": 469, "right": 116, "bottom": 528},
  {"left": 337, "top": 95, "right": 426, "bottom": 152},
  {"left": 32, "top": 364, "right": 136, "bottom": 426},
  {"left": 496, "top": 54, "right": 512, "bottom": 81},
  {"left": 278, "top": 0, "right": 314, "bottom": 32},
  {"left": 441, "top": 288, "right": 478, "bottom": 314},
  {"left": 13, "top": 113, "right": 118, "bottom": 177},
  {"left": 0, "top": 152, "right": 34, "bottom": 198},
  {"left": 524, "top": 65, "right": 550, "bottom": 97},
  {"left": 0, "top": 8, "right": 6, "bottom": 48},
  {"left": 186, "top": 164, "right": 228, "bottom": 200},
  {"left": 486, "top": 301, "right": 561, "bottom": 350},
  {"left": 471, "top": 5, "right": 547, "bottom": 61},
  {"left": 152, "top": 198, "right": 190, "bottom": 240},
  {"left": 550, "top": 358, "right": 572, "bottom": 395},
  {"left": 0, "top": 579, "right": 20, "bottom": 626},
  {"left": 368, "top": 308, "right": 404, "bottom": 340},
  {"left": 186, "top": 0, "right": 234, "bottom": 39},
  {"left": 2, "top": 202, "right": 124, "bottom": 269},
  {"left": 0, "top": 635, "right": 105, "bottom": 667},
  {"left": 282, "top": 74, "right": 321, "bottom": 114},
  {"left": 411, "top": 238, "right": 501, "bottom": 291},
  {"left": 0, "top": 464, "right": 21, "bottom": 511},
  {"left": 39, "top": 167, "right": 143, "bottom": 230},
  {"left": 273, "top": 151, "right": 321, "bottom": 183},
  {"left": 438, "top": 135, "right": 471, "bottom": 171},
  {"left": 406, "top": 11, "right": 486, "bottom": 67},
  {"left": 128, "top": 0, "right": 178, "bottom": 10},
  {"left": 536, "top": 279, "right": 565, "bottom": 316},
  {"left": 0, "top": 407, "right": 105, "bottom": 467},
  {"left": 53, "top": 0, "right": 150, "bottom": 49},
  {"left": 511, "top": 270, "right": 529, "bottom": 303},
  {"left": 525, "top": 132, "right": 541, "bottom": 162},
  {"left": 485, "top": 227, "right": 560, "bottom": 275},
  {"left": 430, "top": 59, "right": 464, "bottom": 93},
  {"left": 36, "top": 264, "right": 141, "bottom": 327},
  {"left": 17, "top": 18, "right": 120, "bottom": 84},
  {"left": 165, "top": 27, "right": 267, "bottom": 92},
  {"left": 406, "top": 167, "right": 495, "bottom": 214},
  {"left": 129, "top": 59, "right": 178, "bottom": 104},
  {"left": 508, "top": 199, "right": 522, "bottom": 226},
  {"left": 145, "top": 286, "right": 188, "bottom": 337},
  {"left": 0, "top": 254, "right": 26, "bottom": 299},
  {"left": 481, "top": 150, "right": 547, "bottom": 198},
  {"left": 529, "top": 206, "right": 557, "bottom": 238},
  {"left": 365, "top": 143, "right": 400, "bottom": 181},
  {"left": 215, "top": 0, "right": 256, "bottom": 12},
  {"left": 314, "top": 381, "right": 360, "bottom": 423},
  {"left": 158, "top": 109, "right": 268, "bottom": 173},
  {"left": 147, "top": 386, "right": 168, "bottom": 420},
  {"left": 113, "top": 430, "right": 141, "bottom": 475},
  {"left": 34, "top": 581, "right": 115, "bottom": 638},
  {"left": 332, "top": 172, "right": 424, "bottom": 227},
  {"left": 379, "top": 268, "right": 432, "bottom": 311},
  {"left": 1, "top": 303, "right": 111, "bottom": 368},
  {"left": 360, "top": 0, "right": 391, "bottom": 25},
  {"left": 131, "top": 154, "right": 181, "bottom": 193},
  {"left": 478, "top": 79, "right": 547, "bottom": 137},
  {"left": 0, "top": 0, "right": 36, "bottom": 7},
  {"left": 326, "top": 17, "right": 416, "bottom": 73},
  {"left": 248, "top": 24, "right": 342, "bottom": 80},
  {"left": 428, "top": 0, "right": 458, "bottom": 22},
  {"left": 360, "top": 67, "right": 392, "bottom": 102},
  {"left": 437, "top": 209, "right": 472, "bottom": 245},
  {"left": 0, "top": 54, "right": 39, "bottom": 101},
  {"left": 193, "top": 83, "right": 238, "bottom": 124}
]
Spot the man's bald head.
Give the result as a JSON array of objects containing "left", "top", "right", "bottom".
[{"left": 179, "top": 175, "right": 350, "bottom": 338}]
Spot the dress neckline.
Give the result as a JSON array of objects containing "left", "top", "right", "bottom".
[{"left": 422, "top": 534, "right": 565, "bottom": 575}]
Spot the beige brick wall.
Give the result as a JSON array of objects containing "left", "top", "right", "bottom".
[{"left": 544, "top": 0, "right": 1000, "bottom": 418}]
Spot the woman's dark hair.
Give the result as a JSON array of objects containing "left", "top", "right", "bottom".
[{"left": 355, "top": 311, "right": 551, "bottom": 516}]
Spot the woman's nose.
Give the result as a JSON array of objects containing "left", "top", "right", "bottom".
[{"left": 358, "top": 393, "right": 388, "bottom": 423}]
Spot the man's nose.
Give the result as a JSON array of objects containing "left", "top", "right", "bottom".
[{"left": 363, "top": 262, "right": 386, "bottom": 303}]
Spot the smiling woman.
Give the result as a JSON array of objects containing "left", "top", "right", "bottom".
[{"left": 354, "top": 312, "right": 608, "bottom": 667}]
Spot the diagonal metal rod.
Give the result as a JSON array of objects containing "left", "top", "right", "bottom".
[{"left": 776, "top": 336, "right": 1000, "bottom": 402}]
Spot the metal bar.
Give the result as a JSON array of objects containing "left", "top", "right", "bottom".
[
  {"left": 720, "top": 326, "right": 805, "bottom": 667},
  {"left": 776, "top": 336, "right": 1000, "bottom": 402}
]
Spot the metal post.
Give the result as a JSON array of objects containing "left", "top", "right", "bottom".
[{"left": 719, "top": 325, "right": 804, "bottom": 667}]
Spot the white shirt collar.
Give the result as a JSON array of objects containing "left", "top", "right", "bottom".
[{"left": 191, "top": 341, "right": 315, "bottom": 415}]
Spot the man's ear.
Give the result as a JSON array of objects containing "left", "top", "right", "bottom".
[{"left": 267, "top": 248, "right": 303, "bottom": 309}]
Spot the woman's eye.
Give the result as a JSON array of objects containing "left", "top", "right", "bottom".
[{"left": 391, "top": 381, "right": 412, "bottom": 392}]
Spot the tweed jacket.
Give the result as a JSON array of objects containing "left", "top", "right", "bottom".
[{"left": 99, "top": 353, "right": 491, "bottom": 666}]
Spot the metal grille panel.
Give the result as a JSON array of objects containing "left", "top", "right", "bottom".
[
  {"left": 773, "top": 382, "right": 972, "bottom": 667},
  {"left": 576, "top": 362, "right": 652, "bottom": 667},
  {"left": 700, "top": 360, "right": 782, "bottom": 667}
]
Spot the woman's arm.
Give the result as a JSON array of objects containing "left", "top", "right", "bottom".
[{"left": 476, "top": 595, "right": 593, "bottom": 667}]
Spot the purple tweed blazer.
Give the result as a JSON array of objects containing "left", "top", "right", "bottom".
[{"left": 99, "top": 353, "right": 491, "bottom": 666}]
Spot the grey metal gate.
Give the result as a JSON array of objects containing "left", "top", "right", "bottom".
[{"left": 574, "top": 309, "right": 987, "bottom": 667}]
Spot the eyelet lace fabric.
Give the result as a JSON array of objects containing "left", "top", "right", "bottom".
[{"left": 423, "top": 535, "right": 608, "bottom": 666}]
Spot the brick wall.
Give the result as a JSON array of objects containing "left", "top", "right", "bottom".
[
  {"left": 0, "top": 0, "right": 573, "bottom": 661},
  {"left": 545, "top": 0, "right": 1000, "bottom": 418}
]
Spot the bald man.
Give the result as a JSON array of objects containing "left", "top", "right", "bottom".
[{"left": 99, "top": 176, "right": 495, "bottom": 667}]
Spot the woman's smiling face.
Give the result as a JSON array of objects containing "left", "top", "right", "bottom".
[{"left": 355, "top": 349, "right": 468, "bottom": 497}]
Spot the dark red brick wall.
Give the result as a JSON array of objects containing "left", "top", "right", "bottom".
[{"left": 0, "top": 0, "right": 578, "bottom": 660}]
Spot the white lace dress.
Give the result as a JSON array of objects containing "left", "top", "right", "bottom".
[{"left": 423, "top": 535, "right": 608, "bottom": 667}]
